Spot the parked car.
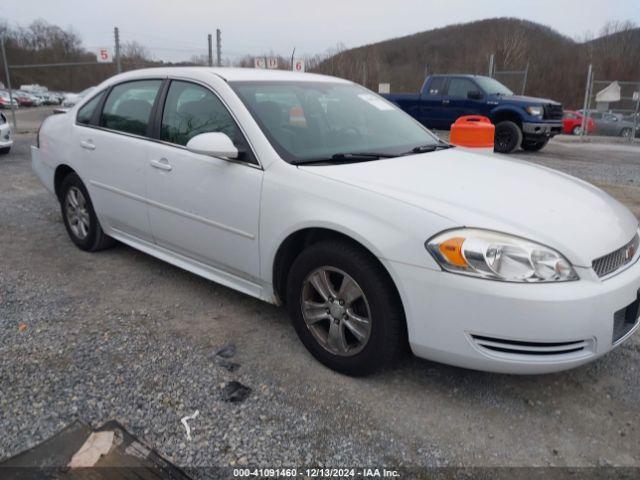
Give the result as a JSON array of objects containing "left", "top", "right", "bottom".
[
  {"left": 0, "top": 90, "right": 19, "bottom": 109},
  {"left": 382, "top": 74, "right": 563, "bottom": 153},
  {"left": 0, "top": 112, "right": 12, "bottom": 154},
  {"left": 13, "top": 91, "right": 35, "bottom": 107},
  {"left": 562, "top": 110, "right": 595, "bottom": 135},
  {"left": 62, "top": 87, "right": 96, "bottom": 108},
  {"left": 578, "top": 110, "right": 638, "bottom": 138},
  {"left": 32, "top": 68, "right": 640, "bottom": 375}
]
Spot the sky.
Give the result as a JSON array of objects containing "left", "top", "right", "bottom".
[{"left": 1, "top": 0, "right": 639, "bottom": 62}]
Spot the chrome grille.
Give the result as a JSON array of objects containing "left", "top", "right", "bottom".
[
  {"left": 471, "top": 335, "right": 592, "bottom": 357},
  {"left": 592, "top": 234, "right": 639, "bottom": 278}
]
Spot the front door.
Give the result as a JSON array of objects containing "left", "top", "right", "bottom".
[{"left": 145, "top": 80, "right": 263, "bottom": 283}]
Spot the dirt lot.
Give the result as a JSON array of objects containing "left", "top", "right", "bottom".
[{"left": 1, "top": 108, "right": 639, "bottom": 471}]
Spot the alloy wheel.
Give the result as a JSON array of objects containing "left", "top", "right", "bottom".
[
  {"left": 301, "top": 266, "right": 372, "bottom": 356},
  {"left": 65, "top": 186, "right": 90, "bottom": 240}
]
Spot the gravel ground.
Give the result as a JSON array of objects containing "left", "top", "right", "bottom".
[{"left": 1, "top": 111, "right": 640, "bottom": 472}]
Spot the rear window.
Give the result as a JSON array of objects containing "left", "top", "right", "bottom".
[
  {"left": 77, "top": 91, "right": 106, "bottom": 125},
  {"left": 101, "top": 80, "right": 162, "bottom": 136},
  {"left": 425, "top": 77, "right": 445, "bottom": 95}
]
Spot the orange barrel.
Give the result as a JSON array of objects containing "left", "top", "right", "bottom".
[{"left": 449, "top": 115, "right": 495, "bottom": 148}]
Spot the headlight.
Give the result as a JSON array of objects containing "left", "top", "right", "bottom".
[
  {"left": 426, "top": 229, "right": 578, "bottom": 282},
  {"left": 526, "top": 105, "right": 543, "bottom": 117}
]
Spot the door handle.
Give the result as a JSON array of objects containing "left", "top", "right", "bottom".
[
  {"left": 80, "top": 140, "right": 95, "bottom": 151},
  {"left": 150, "top": 158, "right": 172, "bottom": 171}
]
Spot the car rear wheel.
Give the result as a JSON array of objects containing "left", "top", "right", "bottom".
[
  {"left": 521, "top": 139, "right": 549, "bottom": 152},
  {"left": 0, "top": 147, "right": 10, "bottom": 155},
  {"left": 494, "top": 121, "right": 522, "bottom": 153},
  {"left": 60, "top": 173, "right": 115, "bottom": 252},
  {"left": 286, "top": 240, "right": 406, "bottom": 376}
]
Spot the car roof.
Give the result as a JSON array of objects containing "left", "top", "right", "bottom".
[{"left": 109, "top": 67, "right": 351, "bottom": 84}]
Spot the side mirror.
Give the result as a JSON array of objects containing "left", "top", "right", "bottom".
[
  {"left": 467, "top": 90, "right": 483, "bottom": 100},
  {"left": 186, "top": 132, "right": 238, "bottom": 159}
]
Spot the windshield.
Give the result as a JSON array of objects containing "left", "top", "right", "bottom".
[
  {"left": 474, "top": 77, "right": 513, "bottom": 96},
  {"left": 230, "top": 81, "right": 440, "bottom": 164}
]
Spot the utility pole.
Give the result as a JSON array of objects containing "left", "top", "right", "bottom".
[
  {"left": 488, "top": 54, "right": 494, "bottom": 78},
  {"left": 580, "top": 64, "right": 593, "bottom": 138},
  {"left": 290, "top": 47, "right": 296, "bottom": 70},
  {"left": 1, "top": 36, "right": 17, "bottom": 132},
  {"left": 207, "top": 34, "right": 213, "bottom": 66},
  {"left": 114, "top": 27, "right": 122, "bottom": 73},
  {"left": 216, "top": 29, "right": 221, "bottom": 67}
]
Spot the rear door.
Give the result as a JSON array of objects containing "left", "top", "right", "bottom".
[
  {"left": 144, "top": 79, "right": 263, "bottom": 284},
  {"left": 418, "top": 76, "right": 450, "bottom": 129},
  {"left": 77, "top": 79, "right": 163, "bottom": 242}
]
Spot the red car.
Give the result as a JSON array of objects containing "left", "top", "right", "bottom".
[{"left": 562, "top": 110, "right": 595, "bottom": 135}]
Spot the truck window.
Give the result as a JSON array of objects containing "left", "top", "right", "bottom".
[
  {"left": 425, "top": 77, "right": 445, "bottom": 95},
  {"left": 446, "top": 78, "right": 477, "bottom": 98}
]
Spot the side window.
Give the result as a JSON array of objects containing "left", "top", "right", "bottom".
[
  {"left": 161, "top": 81, "right": 238, "bottom": 146},
  {"left": 77, "top": 91, "right": 105, "bottom": 125},
  {"left": 425, "top": 77, "right": 445, "bottom": 95},
  {"left": 101, "top": 80, "right": 162, "bottom": 136},
  {"left": 447, "top": 78, "right": 477, "bottom": 98}
]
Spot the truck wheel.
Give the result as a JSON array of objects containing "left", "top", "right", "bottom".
[
  {"left": 521, "top": 139, "right": 549, "bottom": 152},
  {"left": 494, "top": 121, "right": 522, "bottom": 153}
]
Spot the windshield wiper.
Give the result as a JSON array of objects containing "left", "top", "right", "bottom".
[
  {"left": 292, "top": 152, "right": 398, "bottom": 166},
  {"left": 402, "top": 143, "right": 455, "bottom": 155}
]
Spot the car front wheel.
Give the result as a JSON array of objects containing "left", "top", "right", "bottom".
[
  {"left": 286, "top": 240, "right": 406, "bottom": 376},
  {"left": 60, "top": 173, "right": 114, "bottom": 251},
  {"left": 572, "top": 125, "right": 582, "bottom": 135}
]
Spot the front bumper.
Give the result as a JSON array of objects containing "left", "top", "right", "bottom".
[
  {"left": 522, "top": 121, "right": 563, "bottom": 139},
  {"left": 390, "top": 253, "right": 640, "bottom": 374}
]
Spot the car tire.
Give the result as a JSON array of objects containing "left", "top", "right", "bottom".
[
  {"left": 620, "top": 128, "right": 632, "bottom": 138},
  {"left": 59, "top": 172, "right": 115, "bottom": 252},
  {"left": 572, "top": 125, "right": 582, "bottom": 136},
  {"left": 494, "top": 121, "right": 522, "bottom": 153},
  {"left": 0, "top": 147, "right": 10, "bottom": 155},
  {"left": 286, "top": 240, "right": 406, "bottom": 376},
  {"left": 521, "top": 139, "right": 549, "bottom": 152}
]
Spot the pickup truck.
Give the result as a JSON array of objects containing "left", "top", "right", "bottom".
[{"left": 382, "top": 74, "right": 563, "bottom": 153}]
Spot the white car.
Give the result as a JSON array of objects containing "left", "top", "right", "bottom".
[
  {"left": 31, "top": 68, "right": 640, "bottom": 375},
  {"left": 0, "top": 112, "right": 12, "bottom": 154}
]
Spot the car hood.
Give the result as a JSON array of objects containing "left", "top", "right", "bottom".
[
  {"left": 300, "top": 149, "right": 638, "bottom": 266},
  {"left": 497, "top": 94, "right": 560, "bottom": 105}
]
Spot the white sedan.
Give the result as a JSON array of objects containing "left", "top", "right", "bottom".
[
  {"left": 31, "top": 68, "right": 640, "bottom": 375},
  {"left": 0, "top": 112, "right": 12, "bottom": 154}
]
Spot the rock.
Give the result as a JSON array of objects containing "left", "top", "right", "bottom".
[{"left": 220, "top": 381, "right": 252, "bottom": 403}]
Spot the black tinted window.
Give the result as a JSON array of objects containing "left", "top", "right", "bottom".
[
  {"left": 77, "top": 91, "right": 105, "bottom": 125},
  {"left": 447, "top": 78, "right": 477, "bottom": 98},
  {"left": 161, "top": 81, "right": 238, "bottom": 146},
  {"left": 101, "top": 80, "right": 162, "bottom": 136},
  {"left": 426, "top": 77, "right": 445, "bottom": 95}
]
